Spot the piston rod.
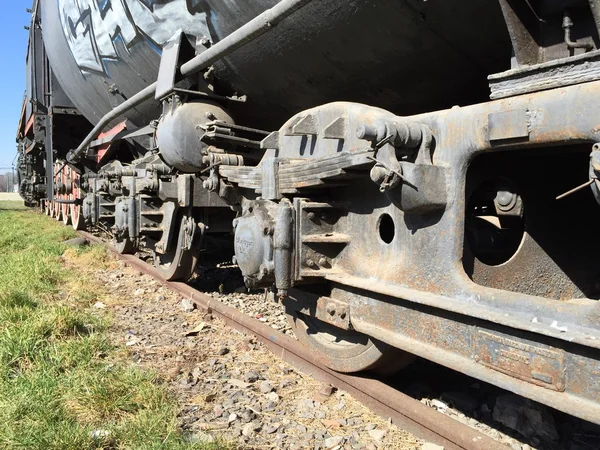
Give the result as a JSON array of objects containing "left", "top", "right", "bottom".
[{"left": 67, "top": 0, "right": 314, "bottom": 165}]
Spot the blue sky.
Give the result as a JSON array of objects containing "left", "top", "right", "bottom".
[{"left": 0, "top": 0, "right": 33, "bottom": 170}]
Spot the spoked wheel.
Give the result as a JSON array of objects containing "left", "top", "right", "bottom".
[
  {"left": 52, "top": 163, "right": 63, "bottom": 221},
  {"left": 114, "top": 237, "right": 137, "bottom": 255},
  {"left": 61, "top": 203, "right": 71, "bottom": 225},
  {"left": 70, "top": 203, "right": 85, "bottom": 230},
  {"left": 70, "top": 168, "right": 85, "bottom": 230},
  {"left": 61, "top": 168, "right": 71, "bottom": 226},
  {"left": 154, "top": 213, "right": 204, "bottom": 281},
  {"left": 53, "top": 199, "right": 62, "bottom": 221},
  {"left": 285, "top": 291, "right": 415, "bottom": 375}
]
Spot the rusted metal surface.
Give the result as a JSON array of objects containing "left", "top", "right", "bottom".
[
  {"left": 331, "top": 281, "right": 600, "bottom": 425},
  {"left": 476, "top": 330, "right": 565, "bottom": 392},
  {"left": 489, "top": 50, "right": 600, "bottom": 99},
  {"left": 95, "top": 121, "right": 128, "bottom": 166},
  {"left": 469, "top": 233, "right": 587, "bottom": 301},
  {"left": 78, "top": 230, "right": 504, "bottom": 450}
]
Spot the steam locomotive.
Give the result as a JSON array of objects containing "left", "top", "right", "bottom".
[{"left": 16, "top": 0, "right": 600, "bottom": 424}]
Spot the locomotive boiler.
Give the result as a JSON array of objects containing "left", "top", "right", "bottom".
[{"left": 15, "top": 0, "right": 600, "bottom": 425}]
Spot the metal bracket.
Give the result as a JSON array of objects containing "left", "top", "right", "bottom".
[
  {"left": 288, "top": 291, "right": 351, "bottom": 330},
  {"left": 155, "top": 32, "right": 197, "bottom": 101}
]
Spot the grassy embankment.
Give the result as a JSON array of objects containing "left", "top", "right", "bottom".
[{"left": 0, "top": 201, "right": 226, "bottom": 449}]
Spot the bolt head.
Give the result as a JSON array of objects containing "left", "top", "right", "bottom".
[{"left": 495, "top": 190, "right": 515, "bottom": 208}]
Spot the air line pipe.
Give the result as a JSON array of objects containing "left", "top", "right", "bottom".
[{"left": 67, "top": 0, "right": 315, "bottom": 164}]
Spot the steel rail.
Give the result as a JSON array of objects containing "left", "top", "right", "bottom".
[
  {"left": 67, "top": 0, "right": 314, "bottom": 164},
  {"left": 78, "top": 231, "right": 505, "bottom": 450}
]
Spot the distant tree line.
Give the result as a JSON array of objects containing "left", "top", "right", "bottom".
[{"left": 0, "top": 171, "right": 17, "bottom": 193}]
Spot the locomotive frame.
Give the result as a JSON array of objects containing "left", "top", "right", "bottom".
[{"left": 16, "top": 0, "right": 600, "bottom": 425}]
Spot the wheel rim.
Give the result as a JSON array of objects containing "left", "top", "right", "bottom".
[
  {"left": 54, "top": 199, "right": 62, "bottom": 221},
  {"left": 70, "top": 204, "right": 84, "bottom": 230},
  {"left": 61, "top": 167, "right": 71, "bottom": 225},
  {"left": 285, "top": 290, "right": 414, "bottom": 374},
  {"left": 52, "top": 163, "right": 62, "bottom": 221},
  {"left": 70, "top": 169, "right": 85, "bottom": 230},
  {"left": 114, "top": 237, "right": 137, "bottom": 255},
  {"left": 154, "top": 213, "right": 203, "bottom": 281},
  {"left": 62, "top": 204, "right": 71, "bottom": 224}
]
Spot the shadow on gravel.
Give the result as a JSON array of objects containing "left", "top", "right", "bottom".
[
  {"left": 188, "top": 236, "right": 247, "bottom": 294},
  {"left": 381, "top": 358, "right": 600, "bottom": 450}
]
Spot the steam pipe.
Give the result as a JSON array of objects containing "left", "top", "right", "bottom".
[
  {"left": 180, "top": 0, "right": 313, "bottom": 77},
  {"left": 67, "top": 0, "right": 314, "bottom": 164}
]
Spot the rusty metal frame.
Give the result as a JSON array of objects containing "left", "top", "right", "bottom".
[
  {"left": 320, "top": 80, "right": 600, "bottom": 424},
  {"left": 220, "top": 79, "right": 600, "bottom": 424}
]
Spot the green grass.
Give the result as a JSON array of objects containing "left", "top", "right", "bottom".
[
  {"left": 0, "top": 201, "right": 27, "bottom": 211},
  {"left": 0, "top": 206, "right": 228, "bottom": 449}
]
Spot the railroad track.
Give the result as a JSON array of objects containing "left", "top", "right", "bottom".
[{"left": 78, "top": 230, "right": 505, "bottom": 450}]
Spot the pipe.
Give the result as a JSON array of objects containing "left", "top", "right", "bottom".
[
  {"left": 67, "top": 83, "right": 157, "bottom": 163},
  {"left": 67, "top": 0, "right": 315, "bottom": 165},
  {"left": 563, "top": 10, "right": 594, "bottom": 51},
  {"left": 180, "top": 0, "right": 313, "bottom": 77}
]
